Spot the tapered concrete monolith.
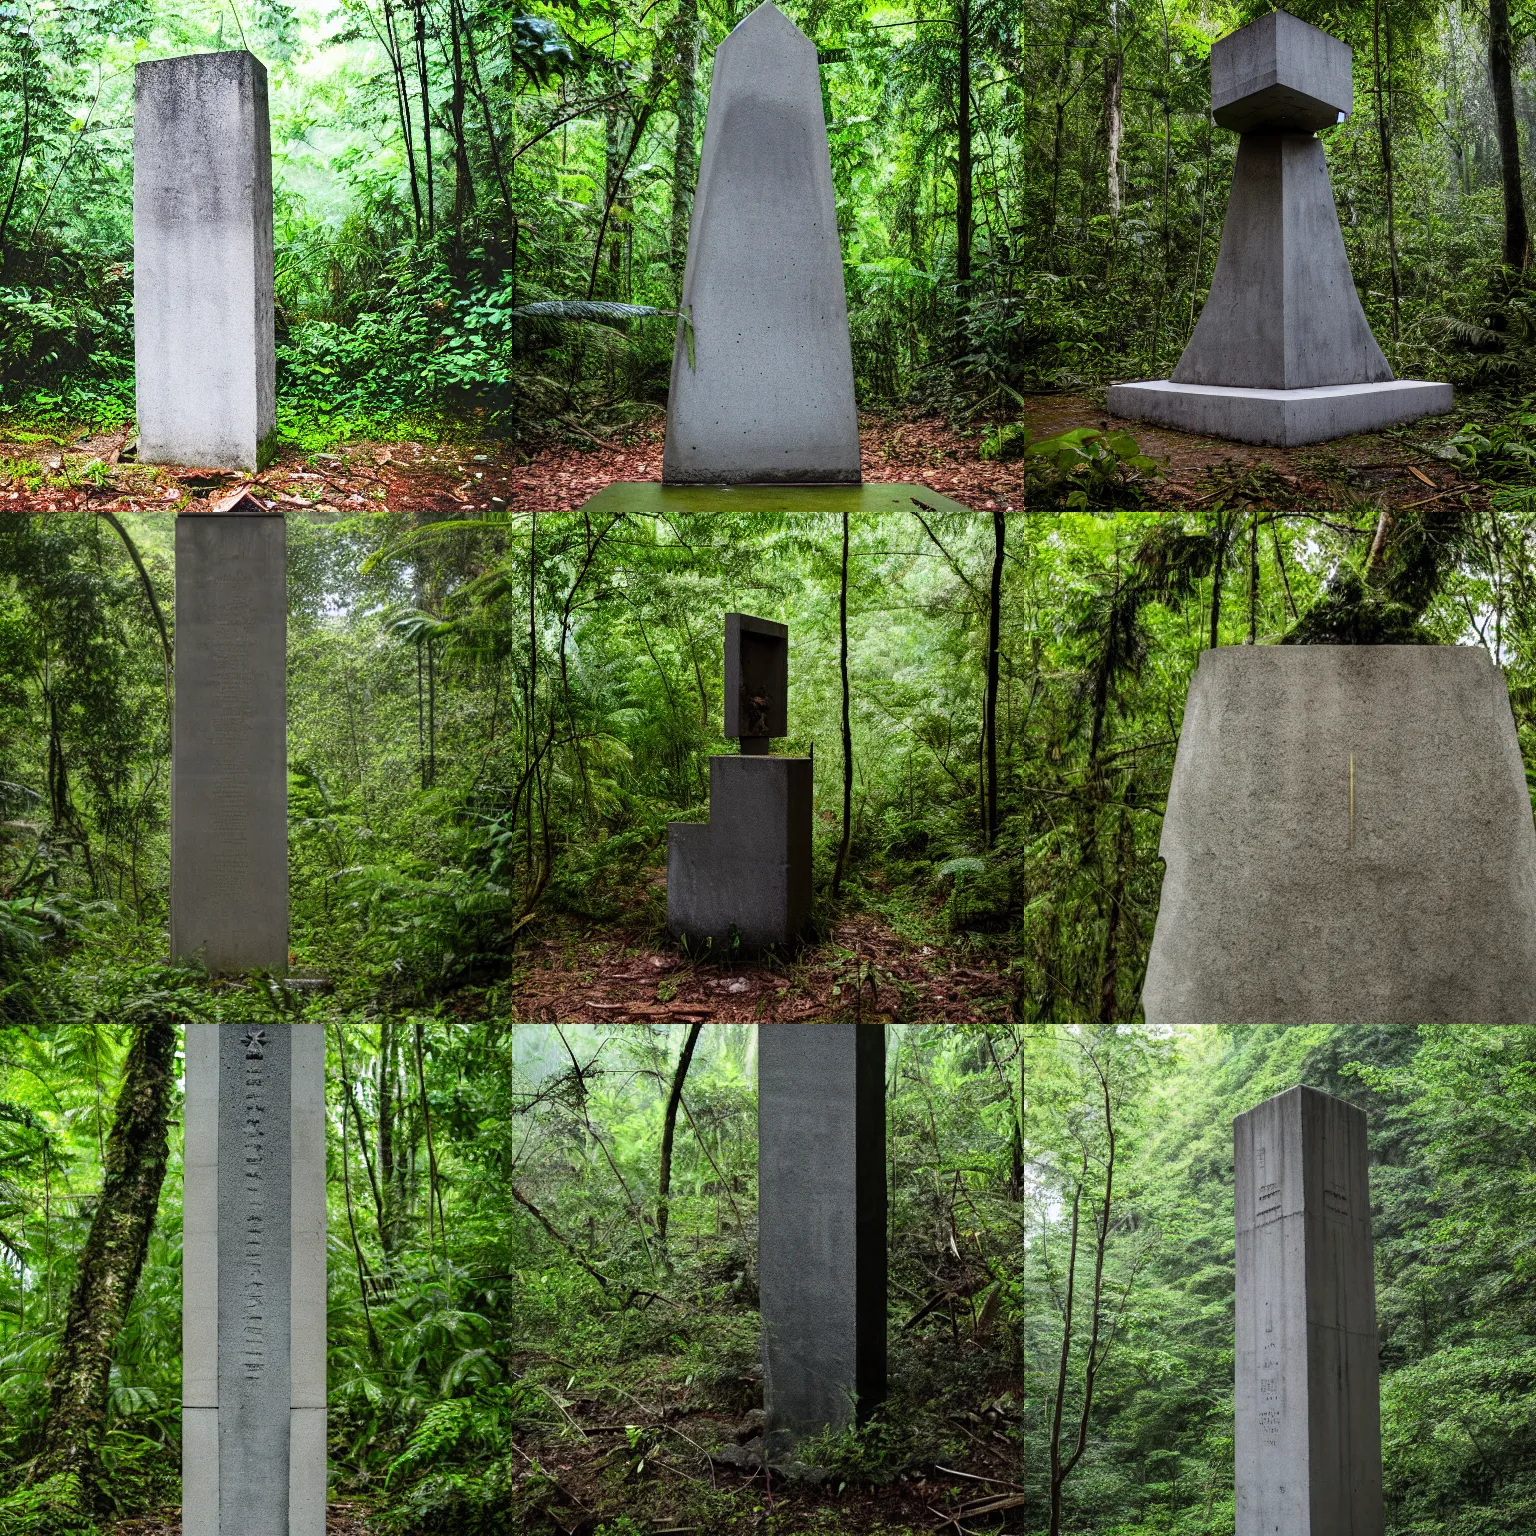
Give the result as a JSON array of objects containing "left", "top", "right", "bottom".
[
  {"left": 1142, "top": 645, "right": 1536, "bottom": 1023},
  {"left": 174, "top": 510, "right": 327, "bottom": 1536},
  {"left": 1235, "top": 1087, "right": 1383, "bottom": 1536},
  {"left": 135, "top": 52, "right": 276, "bottom": 471},
  {"left": 663, "top": 3, "right": 860, "bottom": 483},
  {"left": 758, "top": 1025, "right": 886, "bottom": 1453},
  {"left": 1107, "top": 12, "right": 1450, "bottom": 444}
]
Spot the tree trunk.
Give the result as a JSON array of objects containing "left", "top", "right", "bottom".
[
  {"left": 670, "top": 0, "right": 699, "bottom": 279},
  {"left": 955, "top": 0, "right": 973, "bottom": 326},
  {"left": 656, "top": 1021, "right": 704, "bottom": 1243},
  {"left": 1105, "top": 45, "right": 1123, "bottom": 217},
  {"left": 983, "top": 509, "right": 1004, "bottom": 844},
  {"left": 1490, "top": 0, "right": 1530, "bottom": 270},
  {"left": 37, "top": 1010, "right": 178, "bottom": 1497},
  {"left": 412, "top": 0, "right": 435, "bottom": 236},
  {"left": 1370, "top": 0, "right": 1401, "bottom": 335},
  {"left": 833, "top": 509, "right": 854, "bottom": 896}
]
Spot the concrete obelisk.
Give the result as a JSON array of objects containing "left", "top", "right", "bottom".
[
  {"left": 663, "top": 2, "right": 860, "bottom": 484},
  {"left": 1235, "top": 1087, "right": 1383, "bottom": 1536},
  {"left": 144, "top": 52, "right": 327, "bottom": 1535},
  {"left": 758, "top": 1025, "right": 886, "bottom": 1454}
]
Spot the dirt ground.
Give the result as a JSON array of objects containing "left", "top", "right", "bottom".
[
  {"left": 503, "top": 913, "right": 1013, "bottom": 1023},
  {"left": 0, "top": 395, "right": 1470, "bottom": 519}
]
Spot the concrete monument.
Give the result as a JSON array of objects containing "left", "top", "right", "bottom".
[
  {"left": 1142, "top": 645, "right": 1536, "bottom": 1023},
  {"left": 135, "top": 52, "right": 276, "bottom": 471},
  {"left": 758, "top": 1024, "right": 886, "bottom": 1453},
  {"left": 173, "top": 508, "right": 327, "bottom": 1536},
  {"left": 668, "top": 614, "right": 812, "bottom": 949},
  {"left": 1235, "top": 1086, "right": 1383, "bottom": 1536},
  {"left": 1108, "top": 13, "right": 1450, "bottom": 445},
  {"left": 663, "top": 3, "right": 860, "bottom": 484}
]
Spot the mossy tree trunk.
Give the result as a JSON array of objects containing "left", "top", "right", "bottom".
[{"left": 36, "top": 1011, "right": 178, "bottom": 1499}]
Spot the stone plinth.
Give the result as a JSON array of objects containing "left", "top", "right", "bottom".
[
  {"left": 1235, "top": 1086, "right": 1383, "bottom": 1536},
  {"left": 663, "top": 3, "right": 860, "bottom": 484},
  {"left": 758, "top": 1024, "right": 886, "bottom": 1453},
  {"left": 668, "top": 756, "right": 812, "bottom": 950},
  {"left": 172, "top": 512, "right": 288, "bottom": 970},
  {"left": 183, "top": 1023, "right": 327, "bottom": 1536},
  {"left": 1107, "top": 12, "right": 1449, "bottom": 445},
  {"left": 1142, "top": 646, "right": 1536, "bottom": 1024},
  {"left": 1106, "top": 379, "right": 1451, "bottom": 447},
  {"left": 135, "top": 52, "right": 275, "bottom": 471}
]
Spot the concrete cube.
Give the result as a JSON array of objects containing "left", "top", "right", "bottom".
[
  {"left": 668, "top": 756, "right": 812, "bottom": 950},
  {"left": 1212, "top": 11, "right": 1354, "bottom": 134},
  {"left": 134, "top": 52, "right": 276, "bottom": 471}
]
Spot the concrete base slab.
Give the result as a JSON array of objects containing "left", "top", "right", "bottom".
[
  {"left": 1106, "top": 379, "right": 1452, "bottom": 446},
  {"left": 668, "top": 756, "right": 812, "bottom": 951},
  {"left": 1143, "top": 645, "right": 1536, "bottom": 1024}
]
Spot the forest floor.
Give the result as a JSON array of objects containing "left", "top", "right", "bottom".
[{"left": 0, "top": 391, "right": 1474, "bottom": 518}]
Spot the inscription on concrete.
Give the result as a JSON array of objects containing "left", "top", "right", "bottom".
[{"left": 218, "top": 1023, "right": 292, "bottom": 1536}]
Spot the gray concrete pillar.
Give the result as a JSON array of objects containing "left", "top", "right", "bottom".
[
  {"left": 1235, "top": 1086, "right": 1383, "bottom": 1536},
  {"left": 134, "top": 51, "right": 276, "bottom": 471},
  {"left": 171, "top": 512, "right": 288, "bottom": 970},
  {"left": 758, "top": 1024, "right": 886, "bottom": 1454},
  {"left": 174, "top": 511, "right": 326, "bottom": 1536}
]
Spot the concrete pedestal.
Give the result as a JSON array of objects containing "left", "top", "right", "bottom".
[
  {"left": 663, "top": 3, "right": 860, "bottom": 484},
  {"left": 668, "top": 756, "right": 812, "bottom": 950},
  {"left": 1143, "top": 646, "right": 1536, "bottom": 1024},
  {"left": 134, "top": 52, "right": 276, "bottom": 471},
  {"left": 758, "top": 1024, "right": 886, "bottom": 1453},
  {"left": 173, "top": 511, "right": 326, "bottom": 1536},
  {"left": 1105, "top": 379, "right": 1452, "bottom": 447},
  {"left": 1235, "top": 1086, "right": 1383, "bottom": 1536}
]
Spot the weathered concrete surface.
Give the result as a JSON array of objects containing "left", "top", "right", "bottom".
[
  {"left": 1105, "top": 379, "right": 1451, "bottom": 446},
  {"left": 184, "top": 1024, "right": 326, "bottom": 1536},
  {"left": 1212, "top": 11, "right": 1353, "bottom": 134},
  {"left": 135, "top": 51, "right": 275, "bottom": 471},
  {"left": 725, "top": 613, "right": 788, "bottom": 746},
  {"left": 1235, "top": 1086, "right": 1383, "bottom": 1536},
  {"left": 171, "top": 512, "right": 288, "bottom": 973},
  {"left": 663, "top": 3, "right": 860, "bottom": 485},
  {"left": 668, "top": 756, "right": 812, "bottom": 949},
  {"left": 1172, "top": 133, "right": 1390, "bottom": 390},
  {"left": 1143, "top": 646, "right": 1536, "bottom": 1024},
  {"left": 758, "top": 1024, "right": 886, "bottom": 1453}
]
